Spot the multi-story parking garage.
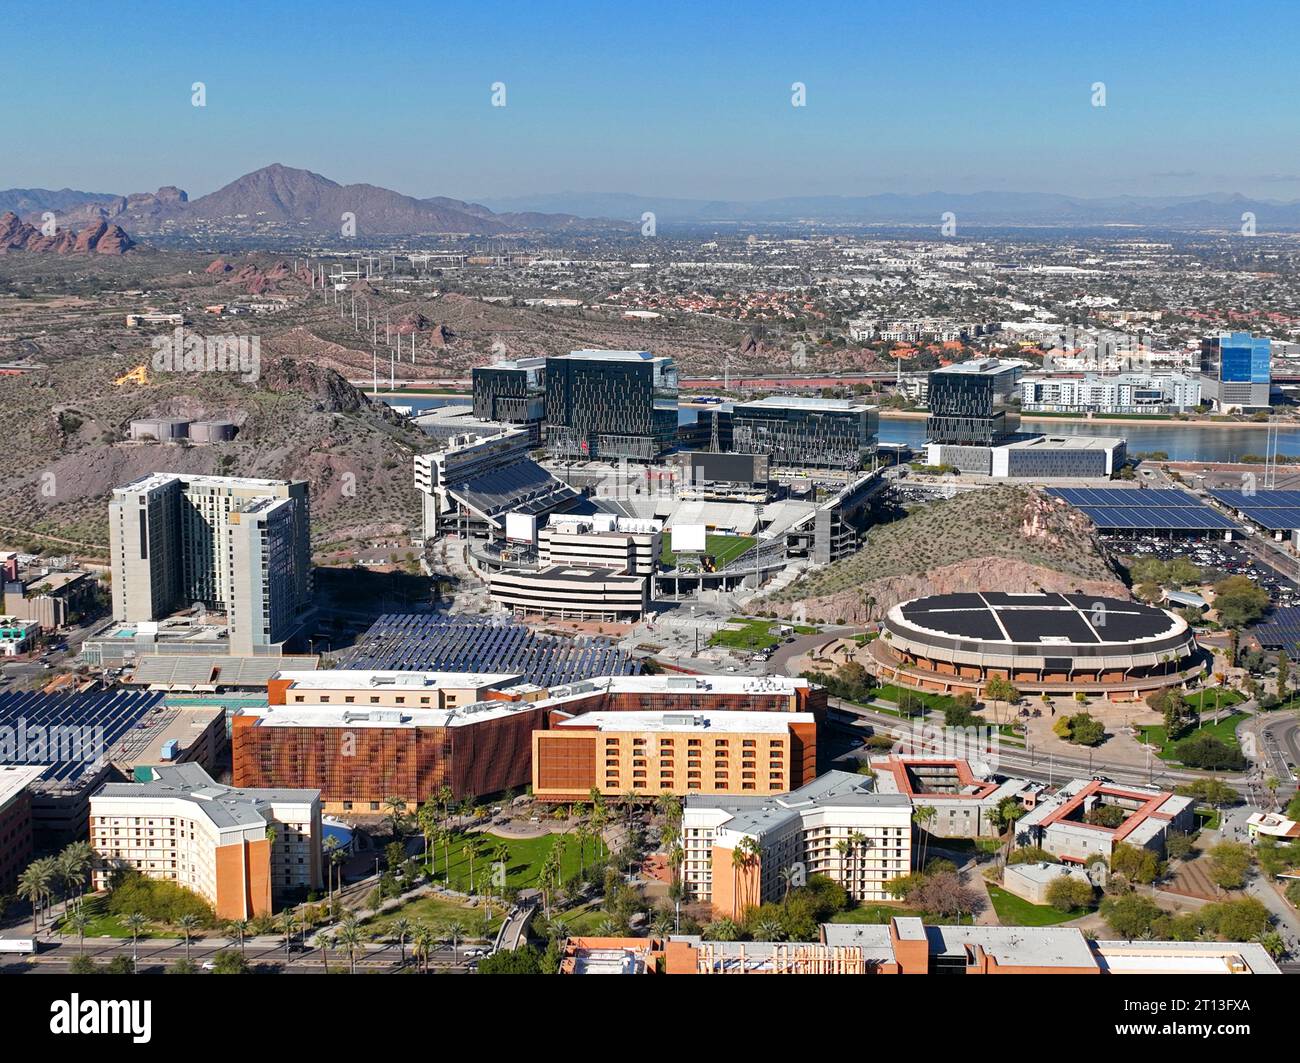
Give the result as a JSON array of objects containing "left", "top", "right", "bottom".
[{"left": 867, "top": 592, "right": 1204, "bottom": 699}]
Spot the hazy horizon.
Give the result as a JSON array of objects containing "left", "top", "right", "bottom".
[{"left": 6, "top": 0, "right": 1300, "bottom": 203}]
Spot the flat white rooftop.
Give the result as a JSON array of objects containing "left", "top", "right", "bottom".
[
  {"left": 999, "top": 434, "right": 1124, "bottom": 451},
  {"left": 555, "top": 710, "right": 814, "bottom": 734},
  {"left": 543, "top": 674, "right": 810, "bottom": 699},
  {"left": 933, "top": 358, "right": 1019, "bottom": 377},
  {"left": 243, "top": 699, "right": 538, "bottom": 729},
  {"left": 117, "top": 472, "right": 303, "bottom": 493},
  {"left": 736, "top": 395, "right": 874, "bottom": 414},
  {"left": 563, "top": 349, "right": 662, "bottom": 362},
  {"left": 0, "top": 764, "right": 48, "bottom": 810},
  {"left": 272, "top": 669, "right": 521, "bottom": 690}
]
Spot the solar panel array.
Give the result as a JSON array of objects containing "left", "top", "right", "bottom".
[
  {"left": 342, "top": 613, "right": 641, "bottom": 687},
  {"left": 1047, "top": 488, "right": 1240, "bottom": 531},
  {"left": 1249, "top": 606, "right": 1300, "bottom": 650},
  {"left": 1208, "top": 489, "right": 1300, "bottom": 532},
  {"left": 0, "top": 690, "right": 165, "bottom": 785}
]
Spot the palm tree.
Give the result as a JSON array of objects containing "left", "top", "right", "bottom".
[
  {"left": 177, "top": 913, "right": 201, "bottom": 963},
  {"left": 464, "top": 834, "right": 484, "bottom": 894},
  {"left": 66, "top": 904, "right": 90, "bottom": 955},
  {"left": 443, "top": 920, "right": 465, "bottom": 962},
  {"left": 276, "top": 911, "right": 298, "bottom": 962},
  {"left": 913, "top": 805, "right": 937, "bottom": 870},
  {"left": 730, "top": 838, "right": 761, "bottom": 918},
  {"left": 390, "top": 916, "right": 413, "bottom": 966},
  {"left": 330, "top": 847, "right": 347, "bottom": 898},
  {"left": 334, "top": 922, "right": 362, "bottom": 975},
  {"left": 707, "top": 918, "right": 739, "bottom": 941},
  {"left": 412, "top": 924, "right": 436, "bottom": 974},
  {"left": 383, "top": 796, "right": 408, "bottom": 839},
  {"left": 437, "top": 785, "right": 455, "bottom": 825},
  {"left": 850, "top": 830, "right": 869, "bottom": 897},
  {"left": 835, "top": 838, "right": 852, "bottom": 892},
  {"left": 322, "top": 835, "right": 340, "bottom": 899},
  {"left": 225, "top": 919, "right": 250, "bottom": 957},
  {"left": 58, "top": 842, "right": 95, "bottom": 902},
  {"left": 667, "top": 843, "right": 684, "bottom": 890},
  {"left": 753, "top": 917, "right": 785, "bottom": 941},
  {"left": 417, "top": 800, "right": 438, "bottom": 873},
  {"left": 778, "top": 865, "right": 801, "bottom": 903},
  {"left": 124, "top": 912, "right": 147, "bottom": 973},
  {"left": 17, "top": 861, "right": 52, "bottom": 935},
  {"left": 318, "top": 932, "right": 333, "bottom": 975}
]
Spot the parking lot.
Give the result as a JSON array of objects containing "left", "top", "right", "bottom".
[{"left": 1103, "top": 533, "right": 1300, "bottom": 609}]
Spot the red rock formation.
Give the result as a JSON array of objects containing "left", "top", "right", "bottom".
[
  {"left": 0, "top": 211, "right": 37, "bottom": 249},
  {"left": 205, "top": 257, "right": 232, "bottom": 273},
  {"left": 94, "top": 225, "right": 133, "bottom": 254},
  {"left": 73, "top": 221, "right": 107, "bottom": 253},
  {"left": 0, "top": 211, "right": 133, "bottom": 254}
]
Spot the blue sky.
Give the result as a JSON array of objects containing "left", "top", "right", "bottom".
[{"left": 5, "top": 0, "right": 1299, "bottom": 201}]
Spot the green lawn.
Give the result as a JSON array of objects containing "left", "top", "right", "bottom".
[
  {"left": 829, "top": 904, "right": 925, "bottom": 924},
  {"left": 363, "top": 894, "right": 500, "bottom": 941},
  {"left": 1195, "top": 807, "right": 1222, "bottom": 831},
  {"left": 708, "top": 617, "right": 816, "bottom": 653},
  {"left": 662, "top": 534, "right": 755, "bottom": 570},
  {"left": 1138, "top": 712, "right": 1248, "bottom": 762},
  {"left": 868, "top": 685, "right": 1024, "bottom": 743},
  {"left": 53, "top": 896, "right": 158, "bottom": 940},
  {"left": 986, "top": 885, "right": 1091, "bottom": 927},
  {"left": 426, "top": 830, "right": 596, "bottom": 893},
  {"left": 1183, "top": 689, "right": 1244, "bottom": 713}
]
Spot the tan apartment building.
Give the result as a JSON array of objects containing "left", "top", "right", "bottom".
[
  {"left": 532, "top": 710, "right": 817, "bottom": 802},
  {"left": 90, "top": 763, "right": 321, "bottom": 919},
  {"left": 681, "top": 770, "right": 913, "bottom": 918},
  {"left": 108, "top": 473, "right": 312, "bottom": 655}
]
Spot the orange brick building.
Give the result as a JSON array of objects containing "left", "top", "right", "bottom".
[{"left": 532, "top": 710, "right": 816, "bottom": 802}]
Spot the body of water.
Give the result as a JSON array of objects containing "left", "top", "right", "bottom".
[{"left": 880, "top": 417, "right": 1300, "bottom": 463}]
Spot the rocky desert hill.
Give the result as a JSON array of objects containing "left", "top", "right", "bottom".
[
  {"left": 760, "top": 486, "right": 1127, "bottom": 623},
  {"left": 0, "top": 339, "right": 434, "bottom": 555}
]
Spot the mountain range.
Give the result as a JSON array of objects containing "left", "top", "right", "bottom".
[
  {"left": 477, "top": 189, "right": 1300, "bottom": 229},
  {"left": 0, "top": 164, "right": 619, "bottom": 238},
  {"left": 7, "top": 166, "right": 1300, "bottom": 236}
]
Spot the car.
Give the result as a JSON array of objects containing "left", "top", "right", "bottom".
[
  {"left": 201, "top": 960, "right": 216, "bottom": 971},
  {"left": 464, "top": 946, "right": 488, "bottom": 958}
]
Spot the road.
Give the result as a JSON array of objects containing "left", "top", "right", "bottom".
[
  {"left": 3, "top": 935, "right": 472, "bottom": 975},
  {"left": 824, "top": 696, "right": 1257, "bottom": 794}
]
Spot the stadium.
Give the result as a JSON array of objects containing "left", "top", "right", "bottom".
[{"left": 867, "top": 592, "right": 1204, "bottom": 699}]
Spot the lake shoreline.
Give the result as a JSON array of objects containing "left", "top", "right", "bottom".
[{"left": 878, "top": 410, "right": 1290, "bottom": 430}]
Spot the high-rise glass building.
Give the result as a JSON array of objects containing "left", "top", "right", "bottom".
[
  {"left": 1200, "top": 332, "right": 1271, "bottom": 411},
  {"left": 926, "top": 359, "right": 1022, "bottom": 446},
  {"left": 730, "top": 396, "right": 878, "bottom": 469},
  {"left": 544, "top": 350, "right": 679, "bottom": 461},
  {"left": 472, "top": 357, "right": 546, "bottom": 442}
]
